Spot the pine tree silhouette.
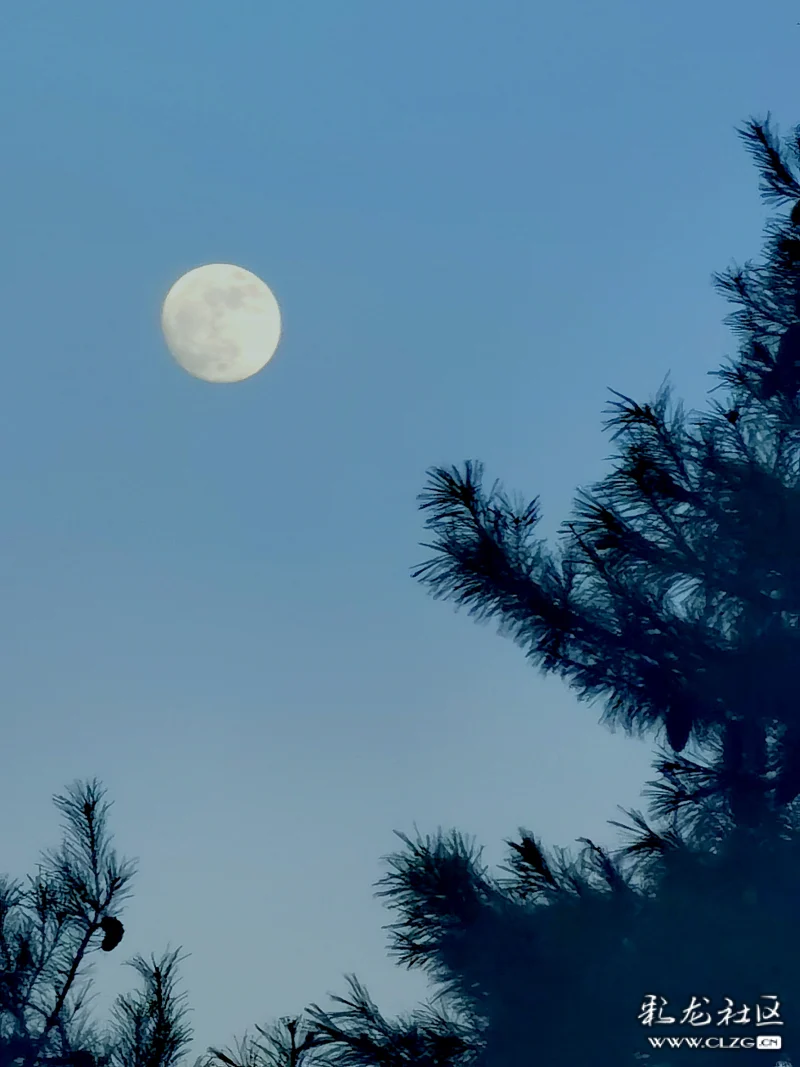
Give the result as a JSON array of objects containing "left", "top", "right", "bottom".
[
  {"left": 385, "top": 111, "right": 800, "bottom": 1065},
  {"left": 0, "top": 780, "right": 193, "bottom": 1067}
]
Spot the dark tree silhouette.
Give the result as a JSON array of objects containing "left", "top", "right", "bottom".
[
  {"left": 385, "top": 111, "right": 800, "bottom": 1064},
  {"left": 202, "top": 1016, "right": 325, "bottom": 1067},
  {"left": 200, "top": 989, "right": 480, "bottom": 1067},
  {"left": 214, "top": 112, "right": 800, "bottom": 1067},
  {"left": 0, "top": 779, "right": 193, "bottom": 1067}
]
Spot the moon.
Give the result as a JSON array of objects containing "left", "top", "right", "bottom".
[{"left": 160, "top": 263, "right": 282, "bottom": 383}]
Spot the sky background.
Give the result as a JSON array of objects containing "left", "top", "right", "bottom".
[{"left": 1, "top": 0, "right": 797, "bottom": 1060}]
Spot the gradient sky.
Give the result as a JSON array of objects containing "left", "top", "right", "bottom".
[{"left": 1, "top": 0, "right": 797, "bottom": 1059}]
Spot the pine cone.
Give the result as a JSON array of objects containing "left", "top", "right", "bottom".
[
  {"left": 665, "top": 700, "right": 693, "bottom": 753},
  {"left": 99, "top": 916, "right": 124, "bottom": 952}
]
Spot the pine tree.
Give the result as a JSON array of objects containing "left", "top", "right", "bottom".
[
  {"left": 0, "top": 779, "right": 193, "bottom": 1067},
  {"left": 377, "top": 111, "right": 800, "bottom": 1065}
]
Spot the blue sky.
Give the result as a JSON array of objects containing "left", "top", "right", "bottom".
[{"left": 1, "top": 0, "right": 796, "bottom": 1058}]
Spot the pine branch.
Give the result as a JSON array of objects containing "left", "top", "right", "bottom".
[{"left": 736, "top": 114, "right": 800, "bottom": 205}]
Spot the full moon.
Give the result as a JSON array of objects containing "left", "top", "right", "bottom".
[{"left": 160, "top": 263, "right": 281, "bottom": 383}]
